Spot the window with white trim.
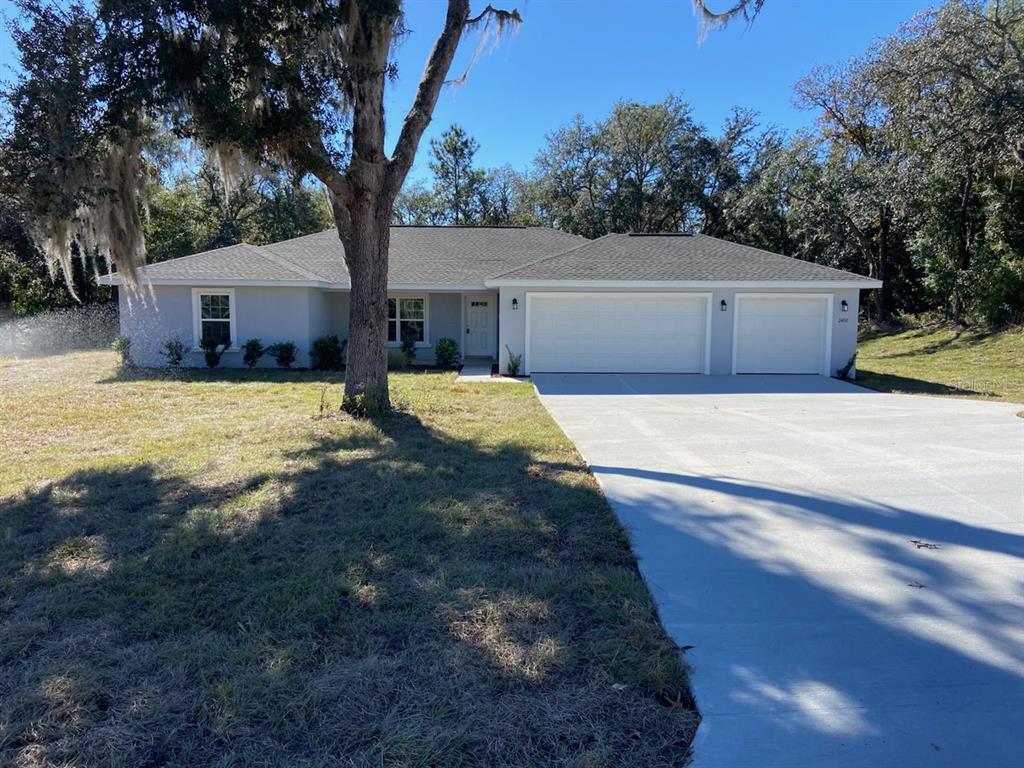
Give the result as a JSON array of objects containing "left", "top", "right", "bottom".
[
  {"left": 388, "top": 297, "right": 426, "bottom": 345},
  {"left": 198, "top": 292, "right": 232, "bottom": 346}
]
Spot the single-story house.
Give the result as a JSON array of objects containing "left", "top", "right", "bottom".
[{"left": 99, "top": 226, "right": 882, "bottom": 376}]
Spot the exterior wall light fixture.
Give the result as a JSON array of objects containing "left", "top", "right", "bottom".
[
  {"left": 511, "top": 298, "right": 519, "bottom": 311},
  {"left": 841, "top": 300, "right": 849, "bottom": 312},
  {"left": 720, "top": 299, "right": 728, "bottom": 311}
]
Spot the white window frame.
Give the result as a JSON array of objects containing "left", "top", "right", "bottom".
[
  {"left": 386, "top": 293, "right": 430, "bottom": 348},
  {"left": 191, "top": 288, "right": 238, "bottom": 350}
]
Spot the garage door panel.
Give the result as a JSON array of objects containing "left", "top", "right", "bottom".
[
  {"left": 528, "top": 293, "right": 708, "bottom": 373},
  {"left": 734, "top": 295, "right": 829, "bottom": 375}
]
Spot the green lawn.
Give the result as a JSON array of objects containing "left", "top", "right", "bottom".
[
  {"left": 0, "top": 352, "right": 696, "bottom": 767},
  {"left": 856, "top": 325, "right": 1024, "bottom": 404}
]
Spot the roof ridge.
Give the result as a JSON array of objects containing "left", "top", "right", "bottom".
[
  {"left": 694, "top": 234, "right": 874, "bottom": 281},
  {"left": 487, "top": 233, "right": 602, "bottom": 279}
]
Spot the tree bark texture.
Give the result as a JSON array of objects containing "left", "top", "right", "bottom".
[{"left": 333, "top": 0, "right": 470, "bottom": 412}]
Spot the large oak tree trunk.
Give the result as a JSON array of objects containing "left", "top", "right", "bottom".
[
  {"left": 333, "top": 3, "right": 397, "bottom": 414},
  {"left": 338, "top": 198, "right": 393, "bottom": 409},
  {"left": 333, "top": 0, "right": 473, "bottom": 414}
]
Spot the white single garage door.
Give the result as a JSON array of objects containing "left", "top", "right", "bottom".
[
  {"left": 733, "top": 294, "right": 831, "bottom": 375},
  {"left": 527, "top": 292, "right": 709, "bottom": 373}
]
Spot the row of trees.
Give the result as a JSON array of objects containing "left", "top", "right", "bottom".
[
  {"left": 0, "top": 160, "right": 331, "bottom": 315},
  {"left": 399, "top": 102, "right": 777, "bottom": 239},
  {"left": 396, "top": 1, "right": 1023, "bottom": 325},
  {"left": 146, "top": 165, "right": 331, "bottom": 265},
  {"left": 392, "top": 125, "right": 523, "bottom": 226}
]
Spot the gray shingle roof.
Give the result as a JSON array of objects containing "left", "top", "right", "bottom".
[
  {"left": 266, "top": 226, "right": 586, "bottom": 285},
  {"left": 491, "top": 233, "right": 878, "bottom": 283},
  {"left": 108, "top": 228, "right": 878, "bottom": 287},
  {"left": 132, "top": 242, "right": 318, "bottom": 282},
  {"left": 128, "top": 226, "right": 586, "bottom": 286}
]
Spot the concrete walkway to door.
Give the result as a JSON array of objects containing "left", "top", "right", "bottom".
[{"left": 533, "top": 374, "right": 1024, "bottom": 768}]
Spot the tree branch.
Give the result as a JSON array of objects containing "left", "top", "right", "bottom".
[
  {"left": 693, "top": 0, "right": 765, "bottom": 39},
  {"left": 296, "top": 136, "right": 352, "bottom": 203},
  {"left": 385, "top": 0, "right": 472, "bottom": 196}
]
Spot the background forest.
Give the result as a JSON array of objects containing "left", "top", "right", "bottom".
[{"left": 2, "top": 0, "right": 1021, "bottom": 328}]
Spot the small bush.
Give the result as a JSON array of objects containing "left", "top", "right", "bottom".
[
  {"left": 242, "top": 338, "right": 265, "bottom": 369},
  {"left": 311, "top": 335, "right": 345, "bottom": 370},
  {"left": 162, "top": 337, "right": 186, "bottom": 367},
  {"left": 505, "top": 345, "right": 522, "bottom": 376},
  {"left": 200, "top": 336, "right": 229, "bottom": 368},
  {"left": 387, "top": 347, "right": 408, "bottom": 370},
  {"left": 434, "top": 337, "right": 459, "bottom": 369},
  {"left": 267, "top": 341, "right": 298, "bottom": 368},
  {"left": 112, "top": 335, "right": 132, "bottom": 368}
]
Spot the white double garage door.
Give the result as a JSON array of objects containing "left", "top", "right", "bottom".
[{"left": 526, "top": 292, "right": 832, "bottom": 375}]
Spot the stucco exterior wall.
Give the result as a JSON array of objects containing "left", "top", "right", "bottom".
[
  {"left": 425, "top": 292, "right": 463, "bottom": 363},
  {"left": 120, "top": 287, "right": 475, "bottom": 368},
  {"left": 319, "top": 290, "right": 470, "bottom": 364},
  {"left": 497, "top": 287, "right": 527, "bottom": 373},
  {"left": 120, "top": 285, "right": 316, "bottom": 368},
  {"left": 308, "top": 289, "right": 332, "bottom": 342},
  {"left": 498, "top": 286, "right": 864, "bottom": 377},
  {"left": 828, "top": 288, "right": 860, "bottom": 376},
  {"left": 121, "top": 284, "right": 859, "bottom": 374},
  {"left": 325, "top": 291, "right": 350, "bottom": 341},
  {"left": 119, "top": 286, "right": 193, "bottom": 367}
]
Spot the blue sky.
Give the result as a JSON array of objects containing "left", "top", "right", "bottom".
[
  {"left": 387, "top": 0, "right": 936, "bottom": 182},
  {"left": 0, "top": 0, "right": 936, "bottom": 183}
]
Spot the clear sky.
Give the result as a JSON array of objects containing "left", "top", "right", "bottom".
[
  {"left": 0, "top": 0, "right": 937, "bottom": 183},
  {"left": 386, "top": 0, "right": 936, "bottom": 182}
]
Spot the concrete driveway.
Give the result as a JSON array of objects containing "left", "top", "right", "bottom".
[{"left": 533, "top": 374, "right": 1023, "bottom": 768}]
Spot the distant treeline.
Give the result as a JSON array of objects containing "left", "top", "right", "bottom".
[
  {"left": 2, "top": 0, "right": 1021, "bottom": 328},
  {"left": 0, "top": 162, "right": 332, "bottom": 318},
  {"left": 396, "top": 1, "right": 1024, "bottom": 326}
]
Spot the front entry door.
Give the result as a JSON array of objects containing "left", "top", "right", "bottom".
[{"left": 464, "top": 294, "right": 496, "bottom": 358}]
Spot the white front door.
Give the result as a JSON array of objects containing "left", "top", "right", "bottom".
[{"left": 464, "top": 294, "right": 496, "bottom": 358}]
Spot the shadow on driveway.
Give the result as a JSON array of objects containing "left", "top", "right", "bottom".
[
  {"left": 534, "top": 375, "right": 1024, "bottom": 767},
  {"left": 532, "top": 373, "right": 876, "bottom": 397}
]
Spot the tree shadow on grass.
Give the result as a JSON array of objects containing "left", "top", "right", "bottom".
[
  {"left": 854, "top": 369, "right": 993, "bottom": 398},
  {"left": 97, "top": 365, "right": 347, "bottom": 386},
  {"left": 0, "top": 410, "right": 697, "bottom": 766},
  {"left": 859, "top": 326, "right": 1000, "bottom": 359}
]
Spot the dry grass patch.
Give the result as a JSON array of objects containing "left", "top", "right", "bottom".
[{"left": 0, "top": 352, "right": 696, "bottom": 767}]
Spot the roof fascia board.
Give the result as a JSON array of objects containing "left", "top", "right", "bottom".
[
  {"left": 97, "top": 276, "right": 490, "bottom": 291},
  {"left": 97, "top": 276, "right": 328, "bottom": 288},
  {"left": 385, "top": 283, "right": 487, "bottom": 291},
  {"left": 483, "top": 278, "right": 883, "bottom": 290}
]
